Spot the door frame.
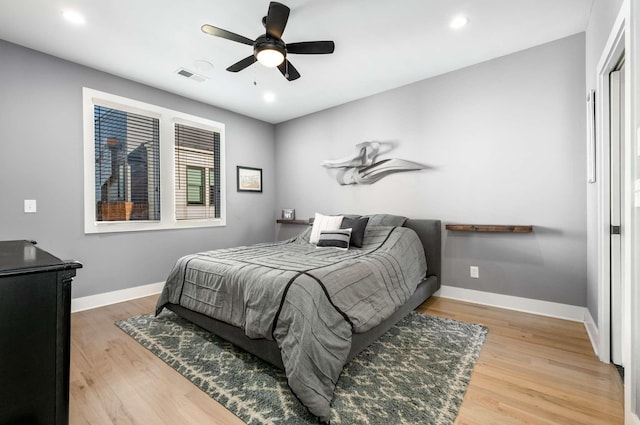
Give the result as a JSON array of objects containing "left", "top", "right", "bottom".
[
  {"left": 595, "top": 7, "right": 626, "bottom": 366},
  {"left": 595, "top": 2, "right": 640, "bottom": 423},
  {"left": 609, "top": 63, "right": 624, "bottom": 366}
]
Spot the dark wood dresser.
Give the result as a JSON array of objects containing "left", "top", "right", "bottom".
[{"left": 0, "top": 240, "right": 82, "bottom": 425}]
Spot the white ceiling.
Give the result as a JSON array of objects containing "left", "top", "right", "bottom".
[{"left": 0, "top": 0, "right": 593, "bottom": 124}]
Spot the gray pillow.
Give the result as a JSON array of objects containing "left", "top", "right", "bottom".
[
  {"left": 341, "top": 216, "right": 369, "bottom": 248},
  {"left": 365, "top": 214, "right": 408, "bottom": 227}
]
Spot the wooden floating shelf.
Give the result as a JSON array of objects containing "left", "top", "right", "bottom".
[
  {"left": 276, "top": 219, "right": 309, "bottom": 225},
  {"left": 445, "top": 224, "right": 533, "bottom": 233}
]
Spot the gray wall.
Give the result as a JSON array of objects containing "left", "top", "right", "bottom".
[
  {"left": 584, "top": 0, "right": 624, "bottom": 324},
  {"left": 0, "top": 39, "right": 276, "bottom": 298},
  {"left": 0, "top": 32, "right": 590, "bottom": 307},
  {"left": 275, "top": 34, "right": 587, "bottom": 306}
]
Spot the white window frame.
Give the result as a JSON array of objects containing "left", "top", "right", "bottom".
[{"left": 83, "top": 87, "right": 226, "bottom": 233}]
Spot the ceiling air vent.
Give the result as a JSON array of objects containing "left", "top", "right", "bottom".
[{"left": 176, "top": 68, "right": 208, "bottom": 83}]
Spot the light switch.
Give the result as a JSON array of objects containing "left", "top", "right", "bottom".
[
  {"left": 470, "top": 265, "right": 479, "bottom": 279},
  {"left": 24, "top": 199, "right": 37, "bottom": 213}
]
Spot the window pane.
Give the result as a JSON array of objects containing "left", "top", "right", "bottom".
[
  {"left": 209, "top": 168, "right": 215, "bottom": 206},
  {"left": 175, "top": 124, "right": 220, "bottom": 220},
  {"left": 94, "top": 105, "right": 160, "bottom": 222},
  {"left": 186, "top": 167, "right": 204, "bottom": 204}
]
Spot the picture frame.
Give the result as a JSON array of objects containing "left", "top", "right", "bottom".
[
  {"left": 282, "top": 208, "right": 295, "bottom": 220},
  {"left": 237, "top": 166, "right": 263, "bottom": 192}
]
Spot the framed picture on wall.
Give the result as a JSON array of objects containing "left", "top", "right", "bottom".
[{"left": 237, "top": 166, "right": 263, "bottom": 192}]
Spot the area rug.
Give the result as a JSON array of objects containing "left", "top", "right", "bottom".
[{"left": 116, "top": 311, "right": 487, "bottom": 425}]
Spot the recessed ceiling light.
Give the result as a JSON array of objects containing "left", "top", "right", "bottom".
[
  {"left": 449, "top": 15, "right": 468, "bottom": 29},
  {"left": 62, "top": 10, "right": 86, "bottom": 25},
  {"left": 263, "top": 92, "right": 276, "bottom": 103}
]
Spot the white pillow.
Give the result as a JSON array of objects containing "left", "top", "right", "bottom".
[{"left": 309, "top": 213, "right": 344, "bottom": 244}]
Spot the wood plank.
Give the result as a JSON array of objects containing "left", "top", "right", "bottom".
[
  {"left": 446, "top": 224, "right": 533, "bottom": 233},
  {"left": 276, "top": 219, "right": 309, "bottom": 225},
  {"left": 69, "top": 295, "right": 624, "bottom": 424},
  {"left": 69, "top": 297, "right": 244, "bottom": 425},
  {"left": 417, "top": 297, "right": 624, "bottom": 425}
]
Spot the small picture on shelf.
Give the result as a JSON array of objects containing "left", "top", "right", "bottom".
[{"left": 282, "top": 209, "right": 295, "bottom": 220}]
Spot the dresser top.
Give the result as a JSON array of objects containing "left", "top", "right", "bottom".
[{"left": 0, "top": 240, "right": 80, "bottom": 275}]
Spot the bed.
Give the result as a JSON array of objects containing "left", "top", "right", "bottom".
[{"left": 156, "top": 215, "right": 441, "bottom": 423}]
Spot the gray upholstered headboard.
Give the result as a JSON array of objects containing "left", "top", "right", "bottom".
[
  {"left": 404, "top": 219, "right": 442, "bottom": 281},
  {"left": 308, "top": 215, "right": 441, "bottom": 281}
]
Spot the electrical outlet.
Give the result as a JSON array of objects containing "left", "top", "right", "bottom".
[{"left": 470, "top": 265, "right": 479, "bottom": 279}]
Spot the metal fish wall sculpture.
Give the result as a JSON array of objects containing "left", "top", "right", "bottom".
[{"left": 322, "top": 142, "right": 426, "bottom": 185}]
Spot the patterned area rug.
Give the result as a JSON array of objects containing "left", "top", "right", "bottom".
[{"left": 116, "top": 311, "right": 487, "bottom": 425}]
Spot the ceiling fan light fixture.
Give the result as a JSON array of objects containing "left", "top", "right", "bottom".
[{"left": 256, "top": 46, "right": 285, "bottom": 68}]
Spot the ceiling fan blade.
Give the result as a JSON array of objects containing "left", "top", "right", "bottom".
[
  {"left": 277, "top": 59, "right": 300, "bottom": 81},
  {"left": 286, "top": 41, "right": 335, "bottom": 55},
  {"left": 266, "top": 2, "right": 290, "bottom": 39},
  {"left": 201, "top": 24, "right": 254, "bottom": 46},
  {"left": 226, "top": 55, "right": 257, "bottom": 72}
]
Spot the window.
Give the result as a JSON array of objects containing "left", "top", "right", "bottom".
[
  {"left": 93, "top": 105, "right": 161, "bottom": 222},
  {"left": 174, "top": 123, "right": 221, "bottom": 220},
  {"left": 83, "top": 88, "right": 226, "bottom": 233},
  {"left": 209, "top": 167, "right": 215, "bottom": 206},
  {"left": 186, "top": 167, "right": 204, "bottom": 205}
]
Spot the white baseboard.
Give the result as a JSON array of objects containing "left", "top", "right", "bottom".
[
  {"left": 434, "top": 285, "right": 586, "bottom": 322},
  {"left": 584, "top": 308, "right": 600, "bottom": 358},
  {"left": 72, "top": 282, "right": 587, "bottom": 323},
  {"left": 71, "top": 281, "right": 165, "bottom": 313}
]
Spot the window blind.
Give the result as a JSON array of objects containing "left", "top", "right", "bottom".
[
  {"left": 94, "top": 105, "right": 160, "bottom": 222},
  {"left": 175, "top": 123, "right": 220, "bottom": 220}
]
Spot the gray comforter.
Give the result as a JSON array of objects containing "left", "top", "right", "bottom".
[{"left": 156, "top": 224, "right": 427, "bottom": 421}]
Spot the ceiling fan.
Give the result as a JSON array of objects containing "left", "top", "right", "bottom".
[{"left": 201, "top": 1, "right": 335, "bottom": 81}]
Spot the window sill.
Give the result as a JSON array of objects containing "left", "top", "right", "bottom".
[{"left": 84, "top": 218, "right": 226, "bottom": 234}]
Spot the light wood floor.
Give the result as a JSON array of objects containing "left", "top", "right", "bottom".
[{"left": 69, "top": 295, "right": 624, "bottom": 424}]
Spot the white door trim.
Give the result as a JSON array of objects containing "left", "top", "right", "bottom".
[
  {"left": 595, "top": 1, "right": 640, "bottom": 423},
  {"left": 610, "top": 65, "right": 624, "bottom": 366},
  {"left": 595, "top": 9, "right": 625, "bottom": 365}
]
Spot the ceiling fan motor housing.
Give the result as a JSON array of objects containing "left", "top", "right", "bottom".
[{"left": 254, "top": 35, "right": 286, "bottom": 59}]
